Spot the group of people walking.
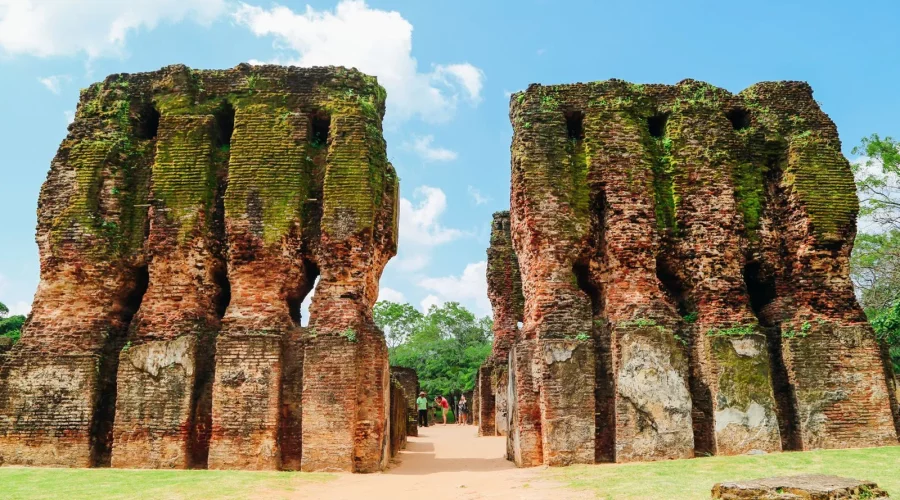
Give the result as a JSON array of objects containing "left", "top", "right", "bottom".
[{"left": 415, "top": 391, "right": 469, "bottom": 426}]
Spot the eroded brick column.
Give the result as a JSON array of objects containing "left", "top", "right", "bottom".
[
  {"left": 112, "top": 113, "right": 227, "bottom": 469},
  {"left": 509, "top": 93, "right": 596, "bottom": 466},
  {"left": 484, "top": 211, "right": 524, "bottom": 437},
  {"left": 0, "top": 79, "right": 154, "bottom": 467},
  {"left": 584, "top": 106, "right": 695, "bottom": 463},
  {"left": 301, "top": 109, "right": 398, "bottom": 472},
  {"left": 208, "top": 96, "right": 312, "bottom": 470},
  {"left": 663, "top": 87, "right": 781, "bottom": 456}
]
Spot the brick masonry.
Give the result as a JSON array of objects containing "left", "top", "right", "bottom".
[
  {"left": 0, "top": 64, "right": 399, "bottom": 472},
  {"left": 391, "top": 366, "right": 419, "bottom": 437},
  {"left": 491, "top": 79, "right": 900, "bottom": 466}
]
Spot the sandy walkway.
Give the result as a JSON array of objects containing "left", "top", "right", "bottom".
[{"left": 296, "top": 424, "right": 587, "bottom": 500}]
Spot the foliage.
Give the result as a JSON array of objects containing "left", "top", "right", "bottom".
[
  {"left": 870, "top": 302, "right": 900, "bottom": 372},
  {"left": 852, "top": 134, "right": 900, "bottom": 230},
  {"left": 851, "top": 230, "right": 900, "bottom": 311},
  {"left": 781, "top": 321, "right": 812, "bottom": 339},
  {"left": 706, "top": 324, "right": 756, "bottom": 337},
  {"left": 339, "top": 328, "right": 357, "bottom": 343},
  {"left": 0, "top": 301, "right": 25, "bottom": 344},
  {"left": 850, "top": 134, "right": 900, "bottom": 372},
  {"left": 375, "top": 301, "right": 492, "bottom": 397},
  {"left": 682, "top": 311, "right": 698, "bottom": 324}
]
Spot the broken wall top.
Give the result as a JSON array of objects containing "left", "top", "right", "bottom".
[
  {"left": 42, "top": 63, "right": 398, "bottom": 269},
  {"left": 509, "top": 79, "right": 858, "bottom": 247}
]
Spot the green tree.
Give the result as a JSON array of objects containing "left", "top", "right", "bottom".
[
  {"left": 0, "top": 301, "right": 26, "bottom": 344},
  {"left": 376, "top": 301, "right": 492, "bottom": 398},
  {"left": 851, "top": 134, "right": 900, "bottom": 371}
]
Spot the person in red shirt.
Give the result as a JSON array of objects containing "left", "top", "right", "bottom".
[{"left": 435, "top": 394, "right": 450, "bottom": 424}]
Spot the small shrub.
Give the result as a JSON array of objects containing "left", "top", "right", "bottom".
[{"left": 340, "top": 328, "right": 358, "bottom": 343}]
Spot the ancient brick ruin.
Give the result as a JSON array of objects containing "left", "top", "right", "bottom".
[
  {"left": 478, "top": 212, "right": 524, "bottom": 440},
  {"left": 481, "top": 79, "right": 900, "bottom": 466},
  {"left": 712, "top": 475, "right": 889, "bottom": 499},
  {"left": 391, "top": 366, "right": 419, "bottom": 438},
  {"left": 0, "top": 64, "right": 401, "bottom": 472}
]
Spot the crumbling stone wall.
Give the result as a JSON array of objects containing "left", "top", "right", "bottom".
[
  {"left": 0, "top": 64, "right": 399, "bottom": 472},
  {"left": 391, "top": 366, "right": 419, "bottom": 437},
  {"left": 478, "top": 212, "right": 524, "bottom": 438},
  {"left": 388, "top": 377, "right": 408, "bottom": 457},
  {"left": 501, "top": 78, "right": 899, "bottom": 466}
]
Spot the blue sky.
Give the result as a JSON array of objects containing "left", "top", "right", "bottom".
[{"left": 1, "top": 0, "right": 898, "bottom": 318}]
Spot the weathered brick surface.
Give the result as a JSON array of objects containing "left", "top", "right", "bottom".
[
  {"left": 477, "top": 365, "right": 495, "bottom": 436},
  {"left": 391, "top": 366, "right": 419, "bottom": 437},
  {"left": 0, "top": 64, "right": 398, "bottom": 471},
  {"left": 479, "top": 212, "right": 524, "bottom": 438},
  {"left": 496, "top": 79, "right": 898, "bottom": 466},
  {"left": 712, "top": 475, "right": 889, "bottom": 499},
  {"left": 388, "top": 377, "right": 408, "bottom": 457},
  {"left": 507, "top": 341, "right": 542, "bottom": 467}
]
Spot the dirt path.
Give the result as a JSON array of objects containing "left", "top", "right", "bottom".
[{"left": 297, "top": 424, "right": 586, "bottom": 500}]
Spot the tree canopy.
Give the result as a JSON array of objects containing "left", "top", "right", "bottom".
[
  {"left": 375, "top": 301, "right": 492, "bottom": 397},
  {"left": 851, "top": 134, "right": 900, "bottom": 372},
  {"left": 0, "top": 301, "right": 25, "bottom": 344}
]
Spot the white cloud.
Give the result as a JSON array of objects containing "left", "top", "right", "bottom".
[
  {"left": 405, "top": 135, "right": 457, "bottom": 162},
  {"left": 502, "top": 89, "right": 513, "bottom": 99},
  {"left": 64, "top": 110, "right": 75, "bottom": 124},
  {"left": 378, "top": 287, "right": 405, "bottom": 304},
  {"left": 467, "top": 185, "right": 489, "bottom": 205},
  {"left": 8, "top": 301, "right": 31, "bottom": 316},
  {"left": 392, "top": 254, "right": 430, "bottom": 273},
  {"left": 399, "top": 186, "right": 465, "bottom": 246},
  {"left": 418, "top": 261, "right": 490, "bottom": 316},
  {"left": 0, "top": 0, "right": 227, "bottom": 58},
  {"left": 38, "top": 74, "right": 70, "bottom": 94},
  {"left": 232, "top": 0, "right": 484, "bottom": 123},
  {"left": 420, "top": 294, "right": 440, "bottom": 313},
  {"left": 432, "top": 63, "right": 484, "bottom": 103},
  {"left": 0, "top": 275, "right": 30, "bottom": 316}
]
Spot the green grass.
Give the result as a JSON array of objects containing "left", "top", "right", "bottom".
[
  {"left": 545, "top": 446, "right": 900, "bottom": 499},
  {"left": 0, "top": 468, "right": 335, "bottom": 500}
]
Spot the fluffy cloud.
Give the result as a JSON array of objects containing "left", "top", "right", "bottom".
[
  {"left": 467, "top": 185, "right": 489, "bottom": 205},
  {"left": 400, "top": 186, "right": 465, "bottom": 247},
  {"left": 378, "top": 287, "right": 406, "bottom": 304},
  {"left": 38, "top": 75, "right": 71, "bottom": 94},
  {"left": 64, "top": 110, "right": 75, "bottom": 124},
  {"left": 418, "top": 261, "right": 490, "bottom": 316},
  {"left": 0, "top": 0, "right": 227, "bottom": 58},
  {"left": 7, "top": 301, "right": 31, "bottom": 316},
  {"left": 232, "top": 0, "right": 484, "bottom": 123},
  {"left": 406, "top": 135, "right": 457, "bottom": 162},
  {"left": 0, "top": 274, "right": 30, "bottom": 316},
  {"left": 390, "top": 185, "right": 466, "bottom": 275},
  {"left": 419, "top": 294, "right": 441, "bottom": 313}
]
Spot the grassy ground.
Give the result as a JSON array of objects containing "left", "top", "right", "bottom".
[
  {"left": 0, "top": 467, "right": 335, "bottom": 500},
  {"left": 545, "top": 446, "right": 900, "bottom": 499}
]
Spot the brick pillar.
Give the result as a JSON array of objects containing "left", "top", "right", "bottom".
[
  {"left": 665, "top": 103, "right": 780, "bottom": 456},
  {"left": 301, "top": 111, "right": 397, "bottom": 472},
  {"left": 478, "top": 365, "right": 495, "bottom": 436},
  {"left": 208, "top": 102, "right": 312, "bottom": 470},
  {"left": 507, "top": 341, "right": 542, "bottom": 466},
  {"left": 112, "top": 115, "right": 225, "bottom": 469}
]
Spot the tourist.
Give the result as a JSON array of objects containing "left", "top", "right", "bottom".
[
  {"left": 436, "top": 394, "right": 449, "bottom": 424},
  {"left": 457, "top": 395, "right": 468, "bottom": 425},
  {"left": 416, "top": 391, "right": 428, "bottom": 427}
]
